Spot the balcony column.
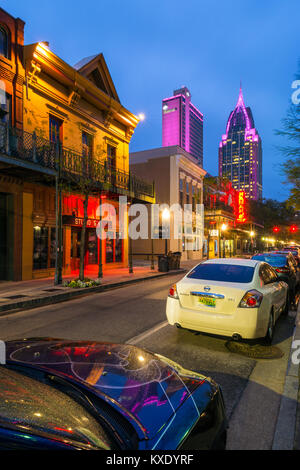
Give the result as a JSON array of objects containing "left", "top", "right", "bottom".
[
  {"left": 98, "top": 190, "right": 103, "bottom": 279},
  {"left": 55, "top": 142, "right": 63, "bottom": 285}
]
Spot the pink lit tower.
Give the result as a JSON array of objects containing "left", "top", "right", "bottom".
[
  {"left": 218, "top": 86, "right": 262, "bottom": 200},
  {"left": 162, "top": 87, "right": 203, "bottom": 167}
]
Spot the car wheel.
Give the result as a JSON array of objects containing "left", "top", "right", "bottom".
[
  {"left": 282, "top": 293, "right": 289, "bottom": 316},
  {"left": 264, "top": 311, "right": 274, "bottom": 345}
]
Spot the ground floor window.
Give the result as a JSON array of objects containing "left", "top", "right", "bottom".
[
  {"left": 105, "top": 234, "right": 123, "bottom": 263},
  {"left": 33, "top": 226, "right": 56, "bottom": 270}
]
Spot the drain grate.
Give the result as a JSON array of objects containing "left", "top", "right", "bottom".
[{"left": 225, "top": 341, "right": 284, "bottom": 359}]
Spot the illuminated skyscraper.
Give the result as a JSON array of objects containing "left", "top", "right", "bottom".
[
  {"left": 218, "top": 87, "right": 262, "bottom": 200},
  {"left": 162, "top": 87, "right": 203, "bottom": 167}
]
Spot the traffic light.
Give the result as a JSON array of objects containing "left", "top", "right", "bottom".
[
  {"left": 272, "top": 226, "right": 280, "bottom": 233},
  {"left": 289, "top": 225, "right": 298, "bottom": 233}
]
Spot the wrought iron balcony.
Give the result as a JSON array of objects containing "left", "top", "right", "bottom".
[{"left": 0, "top": 123, "right": 155, "bottom": 202}]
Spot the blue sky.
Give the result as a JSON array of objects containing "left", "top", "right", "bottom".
[{"left": 4, "top": 0, "right": 299, "bottom": 201}]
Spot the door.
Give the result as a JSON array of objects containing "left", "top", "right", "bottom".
[
  {"left": 0, "top": 194, "right": 7, "bottom": 280},
  {"left": 86, "top": 229, "right": 98, "bottom": 265},
  {"left": 260, "top": 264, "right": 285, "bottom": 319},
  {"left": 71, "top": 227, "right": 81, "bottom": 271}
]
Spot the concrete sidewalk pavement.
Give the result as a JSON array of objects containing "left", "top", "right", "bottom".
[
  {"left": 272, "top": 300, "right": 300, "bottom": 450},
  {"left": 0, "top": 259, "right": 199, "bottom": 316}
]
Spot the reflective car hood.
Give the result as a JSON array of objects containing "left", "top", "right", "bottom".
[{"left": 5, "top": 338, "right": 209, "bottom": 440}]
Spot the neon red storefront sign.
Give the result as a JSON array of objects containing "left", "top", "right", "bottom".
[{"left": 236, "top": 191, "right": 247, "bottom": 223}]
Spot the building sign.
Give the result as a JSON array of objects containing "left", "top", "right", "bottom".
[
  {"left": 209, "top": 229, "right": 219, "bottom": 237},
  {"left": 62, "top": 215, "right": 99, "bottom": 228},
  {"left": 235, "top": 191, "right": 247, "bottom": 223}
]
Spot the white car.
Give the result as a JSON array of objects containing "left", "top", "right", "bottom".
[{"left": 166, "top": 258, "right": 289, "bottom": 343}]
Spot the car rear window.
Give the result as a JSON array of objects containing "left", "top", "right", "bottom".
[
  {"left": 252, "top": 255, "right": 287, "bottom": 267},
  {"left": 187, "top": 263, "right": 255, "bottom": 283}
]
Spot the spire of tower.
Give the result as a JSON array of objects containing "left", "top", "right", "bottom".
[{"left": 237, "top": 81, "right": 244, "bottom": 106}]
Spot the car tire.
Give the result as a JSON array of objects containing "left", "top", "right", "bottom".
[
  {"left": 282, "top": 293, "right": 289, "bottom": 316},
  {"left": 264, "top": 311, "right": 274, "bottom": 345}
]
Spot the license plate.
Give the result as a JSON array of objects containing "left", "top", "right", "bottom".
[{"left": 198, "top": 296, "right": 216, "bottom": 307}]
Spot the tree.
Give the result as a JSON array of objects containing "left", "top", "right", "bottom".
[
  {"left": 249, "top": 198, "right": 299, "bottom": 242},
  {"left": 275, "top": 59, "right": 300, "bottom": 210}
]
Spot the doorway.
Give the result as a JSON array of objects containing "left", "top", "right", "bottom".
[{"left": 0, "top": 193, "right": 13, "bottom": 280}]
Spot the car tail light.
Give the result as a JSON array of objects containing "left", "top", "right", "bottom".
[
  {"left": 168, "top": 284, "right": 179, "bottom": 299},
  {"left": 275, "top": 267, "right": 289, "bottom": 274},
  {"left": 239, "top": 290, "right": 263, "bottom": 308}
]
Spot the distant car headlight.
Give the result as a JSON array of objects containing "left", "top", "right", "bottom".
[{"left": 239, "top": 289, "right": 263, "bottom": 308}]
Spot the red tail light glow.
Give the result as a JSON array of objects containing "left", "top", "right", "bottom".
[
  {"left": 239, "top": 290, "right": 263, "bottom": 308},
  {"left": 168, "top": 284, "right": 179, "bottom": 299},
  {"left": 275, "top": 267, "right": 289, "bottom": 274}
]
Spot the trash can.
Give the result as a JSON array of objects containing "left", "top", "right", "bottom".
[
  {"left": 167, "top": 251, "right": 175, "bottom": 270},
  {"left": 173, "top": 251, "right": 182, "bottom": 269},
  {"left": 158, "top": 255, "right": 169, "bottom": 272}
]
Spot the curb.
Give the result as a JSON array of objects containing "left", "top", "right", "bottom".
[
  {"left": 272, "top": 302, "right": 300, "bottom": 450},
  {"left": 0, "top": 268, "right": 186, "bottom": 317}
]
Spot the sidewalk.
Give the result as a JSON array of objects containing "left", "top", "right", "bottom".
[
  {"left": 272, "top": 299, "right": 300, "bottom": 450},
  {"left": 0, "top": 259, "right": 199, "bottom": 316}
]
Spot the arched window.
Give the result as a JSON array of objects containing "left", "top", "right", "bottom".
[{"left": 0, "top": 26, "right": 8, "bottom": 58}]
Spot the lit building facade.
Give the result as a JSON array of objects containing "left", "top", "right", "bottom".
[
  {"left": 0, "top": 8, "right": 25, "bottom": 281},
  {"left": 130, "top": 146, "right": 206, "bottom": 261},
  {"left": 0, "top": 7, "right": 154, "bottom": 281},
  {"left": 218, "top": 87, "right": 262, "bottom": 200},
  {"left": 162, "top": 87, "right": 203, "bottom": 167}
]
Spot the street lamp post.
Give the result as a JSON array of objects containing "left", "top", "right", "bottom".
[
  {"left": 250, "top": 230, "right": 255, "bottom": 254},
  {"left": 162, "top": 207, "right": 170, "bottom": 256},
  {"left": 98, "top": 191, "right": 103, "bottom": 279},
  {"left": 221, "top": 223, "right": 227, "bottom": 258}
]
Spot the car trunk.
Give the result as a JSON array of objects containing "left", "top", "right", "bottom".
[{"left": 177, "top": 278, "right": 248, "bottom": 314}]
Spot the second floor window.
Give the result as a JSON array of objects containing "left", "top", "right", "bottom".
[
  {"left": 0, "top": 26, "right": 9, "bottom": 59},
  {"left": 107, "top": 144, "right": 116, "bottom": 168},
  {"left": 0, "top": 93, "right": 11, "bottom": 124},
  {"left": 49, "top": 116, "right": 63, "bottom": 143},
  {"left": 82, "top": 131, "right": 93, "bottom": 157}
]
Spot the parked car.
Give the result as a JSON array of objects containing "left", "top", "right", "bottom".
[
  {"left": 269, "top": 250, "right": 300, "bottom": 287},
  {"left": 252, "top": 253, "right": 297, "bottom": 307},
  {"left": 0, "top": 338, "right": 227, "bottom": 450},
  {"left": 276, "top": 249, "right": 300, "bottom": 268},
  {"left": 166, "top": 258, "right": 289, "bottom": 344},
  {"left": 284, "top": 246, "right": 300, "bottom": 257}
]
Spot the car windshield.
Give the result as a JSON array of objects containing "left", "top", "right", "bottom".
[
  {"left": 252, "top": 255, "right": 287, "bottom": 267},
  {"left": 187, "top": 263, "right": 255, "bottom": 283},
  {"left": 0, "top": 367, "right": 114, "bottom": 450}
]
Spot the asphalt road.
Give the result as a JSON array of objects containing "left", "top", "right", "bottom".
[{"left": 0, "top": 272, "right": 296, "bottom": 449}]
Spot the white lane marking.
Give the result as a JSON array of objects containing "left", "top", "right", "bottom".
[{"left": 126, "top": 321, "right": 168, "bottom": 345}]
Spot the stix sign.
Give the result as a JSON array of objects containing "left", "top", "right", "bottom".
[{"left": 235, "top": 191, "right": 247, "bottom": 223}]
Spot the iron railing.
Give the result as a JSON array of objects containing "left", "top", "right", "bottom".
[{"left": 0, "top": 123, "right": 155, "bottom": 200}]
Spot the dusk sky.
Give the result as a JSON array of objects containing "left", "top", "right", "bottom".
[{"left": 4, "top": 0, "right": 300, "bottom": 201}]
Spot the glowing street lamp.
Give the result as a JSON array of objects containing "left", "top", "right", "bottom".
[
  {"left": 250, "top": 231, "right": 255, "bottom": 254},
  {"left": 220, "top": 223, "right": 227, "bottom": 258},
  {"left": 162, "top": 207, "right": 170, "bottom": 222},
  {"left": 162, "top": 208, "right": 170, "bottom": 255}
]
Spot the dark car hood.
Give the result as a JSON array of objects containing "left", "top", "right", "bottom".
[{"left": 5, "top": 338, "right": 210, "bottom": 440}]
